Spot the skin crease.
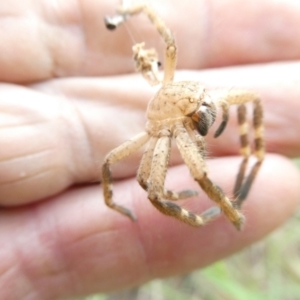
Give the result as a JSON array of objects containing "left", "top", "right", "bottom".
[{"left": 0, "top": 0, "right": 300, "bottom": 299}]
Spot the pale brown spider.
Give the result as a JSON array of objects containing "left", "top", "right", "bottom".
[{"left": 102, "top": 3, "right": 264, "bottom": 230}]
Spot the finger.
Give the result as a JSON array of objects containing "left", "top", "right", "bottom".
[
  {"left": 1, "top": 0, "right": 300, "bottom": 82},
  {"left": 2, "top": 61, "right": 299, "bottom": 205},
  {"left": 0, "top": 63, "right": 300, "bottom": 205},
  {"left": 186, "top": 0, "right": 300, "bottom": 68},
  {"left": 0, "top": 81, "right": 150, "bottom": 205},
  {"left": 0, "top": 154, "right": 298, "bottom": 299},
  {"left": 0, "top": 83, "right": 90, "bottom": 205},
  {"left": 35, "top": 61, "right": 300, "bottom": 160}
]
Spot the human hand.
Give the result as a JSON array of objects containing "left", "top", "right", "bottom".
[{"left": 1, "top": 0, "right": 300, "bottom": 299}]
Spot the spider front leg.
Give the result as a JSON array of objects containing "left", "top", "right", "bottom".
[
  {"left": 105, "top": 3, "right": 177, "bottom": 84},
  {"left": 175, "top": 124, "right": 244, "bottom": 230},
  {"left": 214, "top": 91, "right": 265, "bottom": 209},
  {"left": 146, "top": 130, "right": 220, "bottom": 226},
  {"left": 102, "top": 132, "right": 150, "bottom": 221},
  {"left": 137, "top": 136, "right": 198, "bottom": 201}
]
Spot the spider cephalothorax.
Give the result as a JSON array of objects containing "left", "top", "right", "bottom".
[{"left": 102, "top": 3, "right": 264, "bottom": 230}]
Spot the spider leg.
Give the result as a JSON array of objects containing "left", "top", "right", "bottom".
[
  {"left": 106, "top": 3, "right": 176, "bottom": 84},
  {"left": 231, "top": 103, "right": 250, "bottom": 197},
  {"left": 102, "top": 132, "right": 150, "bottom": 221},
  {"left": 234, "top": 98, "right": 264, "bottom": 208},
  {"left": 147, "top": 132, "right": 219, "bottom": 226},
  {"left": 215, "top": 91, "right": 265, "bottom": 208},
  {"left": 137, "top": 136, "right": 158, "bottom": 191},
  {"left": 175, "top": 124, "right": 244, "bottom": 230},
  {"left": 137, "top": 136, "right": 198, "bottom": 201}
]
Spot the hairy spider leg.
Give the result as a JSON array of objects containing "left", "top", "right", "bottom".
[
  {"left": 214, "top": 91, "right": 265, "bottom": 208},
  {"left": 137, "top": 136, "right": 158, "bottom": 191},
  {"left": 102, "top": 132, "right": 150, "bottom": 221},
  {"left": 137, "top": 136, "right": 198, "bottom": 200},
  {"left": 175, "top": 124, "right": 242, "bottom": 228},
  {"left": 145, "top": 130, "right": 220, "bottom": 226},
  {"left": 233, "top": 98, "right": 264, "bottom": 208}
]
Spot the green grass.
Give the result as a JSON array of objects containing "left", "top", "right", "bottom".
[{"left": 86, "top": 159, "right": 300, "bottom": 300}]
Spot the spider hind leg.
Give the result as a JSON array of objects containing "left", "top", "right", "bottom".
[
  {"left": 233, "top": 98, "right": 264, "bottom": 208},
  {"left": 102, "top": 132, "right": 150, "bottom": 221},
  {"left": 214, "top": 91, "right": 265, "bottom": 210}
]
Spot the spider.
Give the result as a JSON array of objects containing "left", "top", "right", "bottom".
[{"left": 102, "top": 3, "right": 264, "bottom": 230}]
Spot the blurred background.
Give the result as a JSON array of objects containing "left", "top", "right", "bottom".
[{"left": 85, "top": 158, "right": 300, "bottom": 300}]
